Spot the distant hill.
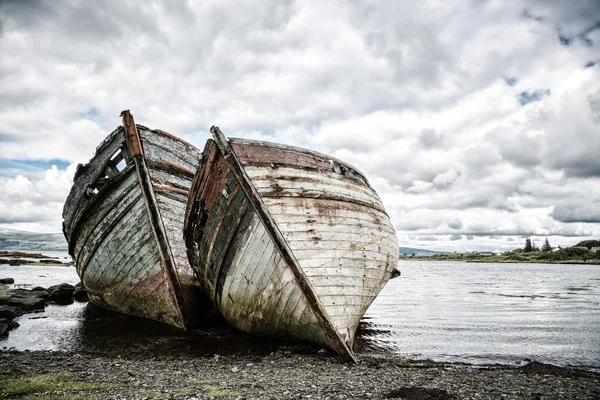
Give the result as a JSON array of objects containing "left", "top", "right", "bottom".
[
  {"left": 399, "top": 247, "right": 450, "bottom": 255},
  {"left": 0, "top": 228, "right": 68, "bottom": 252}
]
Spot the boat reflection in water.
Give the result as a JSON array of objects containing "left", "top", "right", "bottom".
[{"left": 3, "top": 301, "right": 322, "bottom": 357}]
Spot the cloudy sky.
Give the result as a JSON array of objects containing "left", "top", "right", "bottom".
[{"left": 1, "top": 0, "right": 599, "bottom": 252}]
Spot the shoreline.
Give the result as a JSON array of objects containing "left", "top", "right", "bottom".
[
  {"left": 1, "top": 349, "right": 599, "bottom": 399},
  {"left": 398, "top": 257, "right": 600, "bottom": 265}
]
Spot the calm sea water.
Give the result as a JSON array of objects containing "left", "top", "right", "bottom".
[
  {"left": 1, "top": 260, "right": 599, "bottom": 368},
  {"left": 361, "top": 260, "right": 600, "bottom": 368}
]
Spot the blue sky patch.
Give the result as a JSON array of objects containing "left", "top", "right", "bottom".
[
  {"left": 80, "top": 107, "right": 102, "bottom": 123},
  {"left": 504, "top": 77, "right": 518, "bottom": 86},
  {"left": 0, "top": 159, "right": 71, "bottom": 177},
  {"left": 585, "top": 60, "right": 597, "bottom": 68},
  {"left": 519, "top": 89, "right": 550, "bottom": 105},
  {"left": 0, "top": 132, "right": 21, "bottom": 143}
]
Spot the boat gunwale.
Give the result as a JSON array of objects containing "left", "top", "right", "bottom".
[
  {"left": 92, "top": 123, "right": 200, "bottom": 155},
  {"left": 228, "top": 137, "right": 370, "bottom": 185}
]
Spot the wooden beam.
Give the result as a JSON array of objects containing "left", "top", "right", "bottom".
[
  {"left": 121, "top": 110, "right": 143, "bottom": 157},
  {"left": 154, "top": 129, "right": 200, "bottom": 152},
  {"left": 159, "top": 158, "right": 196, "bottom": 176},
  {"left": 153, "top": 183, "right": 189, "bottom": 196}
]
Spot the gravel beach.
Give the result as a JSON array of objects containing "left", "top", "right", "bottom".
[
  {"left": 2, "top": 349, "right": 599, "bottom": 399},
  {"left": 2, "top": 271, "right": 599, "bottom": 399}
]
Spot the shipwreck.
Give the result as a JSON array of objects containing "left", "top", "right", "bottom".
[
  {"left": 62, "top": 111, "right": 207, "bottom": 329},
  {"left": 184, "top": 127, "right": 399, "bottom": 362}
]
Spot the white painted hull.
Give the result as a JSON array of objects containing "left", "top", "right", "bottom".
[{"left": 185, "top": 129, "right": 398, "bottom": 361}]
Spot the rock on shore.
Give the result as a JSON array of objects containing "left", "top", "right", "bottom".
[
  {"left": 47, "top": 283, "right": 75, "bottom": 304},
  {"left": 0, "top": 281, "right": 87, "bottom": 336}
]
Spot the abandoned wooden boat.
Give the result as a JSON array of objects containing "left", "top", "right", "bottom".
[
  {"left": 62, "top": 110, "right": 207, "bottom": 329},
  {"left": 184, "top": 127, "right": 399, "bottom": 362}
]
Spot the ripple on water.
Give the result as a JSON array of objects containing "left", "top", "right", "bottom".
[{"left": 2, "top": 261, "right": 600, "bottom": 368}]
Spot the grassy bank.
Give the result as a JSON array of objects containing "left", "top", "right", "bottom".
[{"left": 400, "top": 249, "right": 600, "bottom": 264}]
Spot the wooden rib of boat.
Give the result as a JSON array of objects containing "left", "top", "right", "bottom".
[
  {"left": 184, "top": 127, "right": 399, "bottom": 362},
  {"left": 62, "top": 110, "right": 207, "bottom": 329}
]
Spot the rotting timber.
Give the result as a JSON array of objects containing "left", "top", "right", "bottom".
[
  {"left": 184, "top": 127, "right": 399, "bottom": 362},
  {"left": 62, "top": 111, "right": 207, "bottom": 329}
]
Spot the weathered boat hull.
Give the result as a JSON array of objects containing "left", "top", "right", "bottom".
[
  {"left": 63, "top": 111, "right": 207, "bottom": 329},
  {"left": 184, "top": 128, "right": 398, "bottom": 361}
]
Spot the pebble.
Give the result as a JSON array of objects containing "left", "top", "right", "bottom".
[{"left": 0, "top": 351, "right": 598, "bottom": 400}]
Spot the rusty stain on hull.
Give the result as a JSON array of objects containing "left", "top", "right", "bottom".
[
  {"left": 63, "top": 111, "right": 208, "bottom": 329},
  {"left": 184, "top": 128, "right": 399, "bottom": 362}
]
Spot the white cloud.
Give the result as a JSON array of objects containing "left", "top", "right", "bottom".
[
  {"left": 0, "top": 0, "right": 599, "bottom": 250},
  {"left": 0, "top": 164, "right": 77, "bottom": 232}
]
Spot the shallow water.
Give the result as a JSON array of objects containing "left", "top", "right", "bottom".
[
  {"left": 1, "top": 264, "right": 79, "bottom": 289},
  {"left": 1, "top": 260, "right": 599, "bottom": 368},
  {"left": 361, "top": 260, "right": 600, "bottom": 368}
]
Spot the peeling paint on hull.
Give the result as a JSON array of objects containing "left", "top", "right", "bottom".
[
  {"left": 62, "top": 111, "right": 208, "bottom": 329},
  {"left": 184, "top": 128, "right": 399, "bottom": 361}
]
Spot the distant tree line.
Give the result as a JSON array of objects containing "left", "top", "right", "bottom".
[
  {"left": 517, "top": 237, "right": 600, "bottom": 261},
  {"left": 398, "top": 237, "right": 600, "bottom": 263},
  {"left": 522, "top": 237, "right": 552, "bottom": 252},
  {"left": 523, "top": 238, "right": 600, "bottom": 252},
  {"left": 576, "top": 240, "right": 600, "bottom": 249}
]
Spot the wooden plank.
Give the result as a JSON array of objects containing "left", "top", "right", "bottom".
[
  {"left": 79, "top": 194, "right": 146, "bottom": 279},
  {"left": 230, "top": 138, "right": 369, "bottom": 185},
  {"left": 153, "top": 184, "right": 189, "bottom": 196},
  {"left": 84, "top": 200, "right": 154, "bottom": 288},
  {"left": 259, "top": 189, "right": 384, "bottom": 213},
  {"left": 275, "top": 219, "right": 397, "bottom": 235},
  {"left": 218, "top": 222, "right": 321, "bottom": 342},
  {"left": 63, "top": 128, "right": 126, "bottom": 238},
  {"left": 216, "top": 212, "right": 265, "bottom": 307},
  {"left": 215, "top": 204, "right": 256, "bottom": 305},
  {"left": 246, "top": 167, "right": 380, "bottom": 201},
  {"left": 154, "top": 128, "right": 200, "bottom": 152},
  {"left": 211, "top": 201, "right": 249, "bottom": 301},
  {"left": 147, "top": 163, "right": 194, "bottom": 189},
  {"left": 160, "top": 157, "right": 196, "bottom": 176},
  {"left": 73, "top": 172, "right": 140, "bottom": 267},
  {"left": 204, "top": 184, "right": 244, "bottom": 285},
  {"left": 264, "top": 198, "right": 391, "bottom": 220},
  {"left": 140, "top": 129, "right": 200, "bottom": 169}
]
